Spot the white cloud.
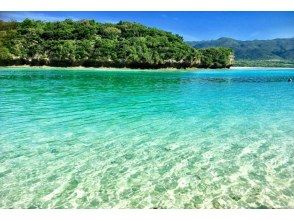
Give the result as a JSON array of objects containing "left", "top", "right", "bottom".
[
  {"left": 0, "top": 12, "right": 120, "bottom": 24},
  {"left": 98, "top": 19, "right": 119, "bottom": 24},
  {"left": 0, "top": 12, "right": 77, "bottom": 21}
]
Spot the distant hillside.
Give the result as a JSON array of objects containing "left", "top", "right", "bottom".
[{"left": 187, "top": 37, "right": 294, "bottom": 61}]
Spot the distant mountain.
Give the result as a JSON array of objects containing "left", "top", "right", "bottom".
[{"left": 187, "top": 37, "right": 294, "bottom": 61}]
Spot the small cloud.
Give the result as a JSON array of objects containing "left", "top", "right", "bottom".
[
  {"left": 98, "top": 19, "right": 119, "bottom": 24},
  {"left": 0, "top": 12, "right": 120, "bottom": 24},
  {"left": 248, "top": 31, "right": 260, "bottom": 39},
  {"left": 0, "top": 12, "right": 77, "bottom": 21}
]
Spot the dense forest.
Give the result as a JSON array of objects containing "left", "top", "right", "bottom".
[
  {"left": 188, "top": 37, "right": 294, "bottom": 67},
  {"left": 0, "top": 19, "right": 233, "bottom": 69}
]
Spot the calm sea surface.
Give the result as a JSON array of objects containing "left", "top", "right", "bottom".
[{"left": 0, "top": 67, "right": 293, "bottom": 208}]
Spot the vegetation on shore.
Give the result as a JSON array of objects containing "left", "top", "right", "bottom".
[
  {"left": 0, "top": 19, "right": 233, "bottom": 69},
  {"left": 235, "top": 59, "right": 294, "bottom": 68}
]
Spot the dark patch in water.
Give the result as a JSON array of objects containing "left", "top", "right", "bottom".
[
  {"left": 212, "top": 199, "right": 222, "bottom": 209},
  {"left": 252, "top": 203, "right": 272, "bottom": 209},
  {"left": 229, "top": 194, "right": 241, "bottom": 201},
  {"left": 66, "top": 178, "right": 79, "bottom": 191},
  {"left": 0, "top": 169, "right": 11, "bottom": 178},
  {"left": 151, "top": 206, "right": 166, "bottom": 209},
  {"left": 257, "top": 205, "right": 270, "bottom": 209},
  {"left": 47, "top": 174, "right": 58, "bottom": 181},
  {"left": 124, "top": 153, "right": 134, "bottom": 160},
  {"left": 195, "top": 175, "right": 201, "bottom": 180},
  {"left": 49, "top": 148, "right": 58, "bottom": 154}
]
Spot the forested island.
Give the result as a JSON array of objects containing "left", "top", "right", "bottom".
[{"left": 0, "top": 19, "right": 233, "bottom": 69}]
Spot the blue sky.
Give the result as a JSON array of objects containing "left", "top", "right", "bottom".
[{"left": 0, "top": 11, "right": 293, "bottom": 41}]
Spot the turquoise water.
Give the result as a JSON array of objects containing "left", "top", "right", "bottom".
[{"left": 0, "top": 67, "right": 293, "bottom": 208}]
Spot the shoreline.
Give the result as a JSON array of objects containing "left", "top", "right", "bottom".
[
  {"left": 0, "top": 65, "right": 199, "bottom": 72},
  {"left": 1, "top": 65, "right": 293, "bottom": 71},
  {"left": 231, "top": 66, "right": 294, "bottom": 70}
]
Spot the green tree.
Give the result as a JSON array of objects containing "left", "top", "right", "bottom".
[{"left": 0, "top": 19, "right": 234, "bottom": 69}]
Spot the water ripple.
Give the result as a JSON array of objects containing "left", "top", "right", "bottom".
[{"left": 0, "top": 67, "right": 293, "bottom": 208}]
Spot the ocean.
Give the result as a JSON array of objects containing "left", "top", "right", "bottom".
[{"left": 0, "top": 67, "right": 293, "bottom": 208}]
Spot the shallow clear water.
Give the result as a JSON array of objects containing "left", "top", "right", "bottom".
[{"left": 0, "top": 67, "right": 293, "bottom": 208}]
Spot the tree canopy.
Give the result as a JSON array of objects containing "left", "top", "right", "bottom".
[{"left": 0, "top": 19, "right": 233, "bottom": 69}]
